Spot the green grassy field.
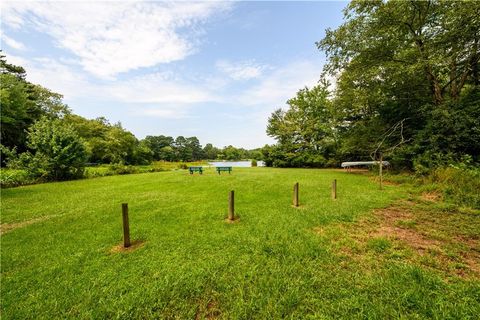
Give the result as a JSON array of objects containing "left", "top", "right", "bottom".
[{"left": 1, "top": 168, "right": 479, "bottom": 319}]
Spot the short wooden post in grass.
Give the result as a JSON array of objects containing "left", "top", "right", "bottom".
[
  {"left": 293, "top": 182, "right": 299, "bottom": 207},
  {"left": 121, "top": 203, "right": 131, "bottom": 248},
  {"left": 228, "top": 190, "right": 235, "bottom": 221},
  {"left": 379, "top": 152, "right": 383, "bottom": 190},
  {"left": 331, "top": 179, "right": 337, "bottom": 200}
]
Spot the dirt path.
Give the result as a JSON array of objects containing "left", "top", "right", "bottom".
[{"left": 0, "top": 214, "right": 61, "bottom": 235}]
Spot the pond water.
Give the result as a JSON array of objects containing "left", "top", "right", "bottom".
[{"left": 207, "top": 160, "right": 265, "bottom": 167}]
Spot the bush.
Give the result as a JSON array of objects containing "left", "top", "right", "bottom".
[
  {"left": 107, "top": 164, "right": 139, "bottom": 175},
  {"left": 251, "top": 159, "right": 258, "bottom": 167},
  {"left": 20, "top": 117, "right": 87, "bottom": 181},
  {"left": 0, "top": 169, "right": 34, "bottom": 188}
]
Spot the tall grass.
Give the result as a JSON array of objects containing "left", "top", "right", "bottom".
[{"left": 428, "top": 167, "right": 480, "bottom": 209}]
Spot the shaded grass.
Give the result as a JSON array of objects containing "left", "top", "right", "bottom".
[{"left": 1, "top": 168, "right": 479, "bottom": 319}]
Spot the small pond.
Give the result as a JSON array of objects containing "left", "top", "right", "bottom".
[{"left": 207, "top": 160, "right": 265, "bottom": 167}]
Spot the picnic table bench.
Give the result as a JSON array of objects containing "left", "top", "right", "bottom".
[
  {"left": 189, "top": 166, "right": 203, "bottom": 174},
  {"left": 216, "top": 166, "right": 232, "bottom": 174},
  {"left": 341, "top": 161, "right": 390, "bottom": 172}
]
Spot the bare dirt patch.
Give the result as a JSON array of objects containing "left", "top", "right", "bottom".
[
  {"left": 369, "top": 203, "right": 479, "bottom": 277},
  {"left": 0, "top": 215, "right": 60, "bottom": 235},
  {"left": 224, "top": 217, "right": 240, "bottom": 224},
  {"left": 312, "top": 226, "right": 325, "bottom": 235},
  {"left": 110, "top": 240, "right": 145, "bottom": 253},
  {"left": 318, "top": 200, "right": 480, "bottom": 278},
  {"left": 421, "top": 191, "right": 442, "bottom": 202},
  {"left": 369, "top": 206, "right": 441, "bottom": 252},
  {"left": 373, "top": 225, "right": 440, "bottom": 252},
  {"left": 195, "top": 299, "right": 221, "bottom": 320}
]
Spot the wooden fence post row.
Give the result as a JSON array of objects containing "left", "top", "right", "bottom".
[{"left": 122, "top": 181, "right": 340, "bottom": 238}]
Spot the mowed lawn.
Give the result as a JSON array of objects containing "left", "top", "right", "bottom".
[{"left": 1, "top": 168, "right": 479, "bottom": 319}]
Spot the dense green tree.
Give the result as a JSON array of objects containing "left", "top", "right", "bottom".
[
  {"left": 64, "top": 115, "right": 146, "bottom": 164},
  {"left": 133, "top": 140, "right": 154, "bottom": 165},
  {"left": 221, "top": 145, "right": 241, "bottom": 160},
  {"left": 203, "top": 143, "right": 220, "bottom": 160},
  {"left": 143, "top": 135, "right": 174, "bottom": 160},
  {"left": 159, "top": 146, "right": 176, "bottom": 162},
  {"left": 0, "top": 72, "right": 30, "bottom": 151},
  {"left": 263, "top": 1, "right": 479, "bottom": 169},
  {"left": 186, "top": 137, "right": 204, "bottom": 160},
  {"left": 1, "top": 54, "right": 70, "bottom": 163},
  {"left": 266, "top": 83, "right": 336, "bottom": 167},
  {"left": 174, "top": 136, "right": 189, "bottom": 161},
  {"left": 102, "top": 124, "right": 138, "bottom": 164},
  {"left": 314, "top": 0, "right": 480, "bottom": 167}
]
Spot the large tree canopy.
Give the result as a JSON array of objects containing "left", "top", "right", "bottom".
[
  {"left": 265, "top": 83, "right": 337, "bottom": 167},
  {"left": 265, "top": 0, "right": 480, "bottom": 170},
  {"left": 1, "top": 54, "right": 70, "bottom": 156},
  {"left": 318, "top": 0, "right": 480, "bottom": 105}
]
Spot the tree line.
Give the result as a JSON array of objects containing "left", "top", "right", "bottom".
[
  {"left": 0, "top": 54, "right": 259, "bottom": 181},
  {"left": 262, "top": 0, "right": 479, "bottom": 172}
]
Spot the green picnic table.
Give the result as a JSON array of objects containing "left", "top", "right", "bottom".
[
  {"left": 216, "top": 166, "right": 232, "bottom": 174},
  {"left": 189, "top": 166, "right": 203, "bottom": 174}
]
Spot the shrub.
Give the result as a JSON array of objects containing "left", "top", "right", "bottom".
[
  {"left": 107, "top": 163, "right": 139, "bottom": 175},
  {"left": 20, "top": 117, "right": 87, "bottom": 181},
  {"left": 0, "top": 169, "right": 34, "bottom": 188},
  {"left": 251, "top": 159, "right": 258, "bottom": 167}
]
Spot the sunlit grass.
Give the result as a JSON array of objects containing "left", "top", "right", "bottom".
[{"left": 1, "top": 168, "right": 478, "bottom": 319}]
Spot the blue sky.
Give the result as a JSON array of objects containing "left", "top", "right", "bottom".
[{"left": 1, "top": 1, "right": 346, "bottom": 149}]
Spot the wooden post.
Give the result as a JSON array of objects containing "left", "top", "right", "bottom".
[
  {"left": 228, "top": 190, "right": 235, "bottom": 220},
  {"left": 379, "top": 152, "right": 383, "bottom": 190},
  {"left": 122, "top": 203, "right": 131, "bottom": 248},
  {"left": 293, "top": 182, "right": 299, "bottom": 207},
  {"left": 332, "top": 179, "right": 337, "bottom": 200}
]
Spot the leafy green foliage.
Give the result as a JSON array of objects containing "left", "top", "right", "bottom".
[
  {"left": 0, "top": 54, "right": 70, "bottom": 160},
  {"left": 265, "top": 1, "right": 480, "bottom": 170},
  {"left": 19, "top": 117, "right": 87, "bottom": 181},
  {"left": 265, "top": 84, "right": 337, "bottom": 167},
  {"left": 203, "top": 143, "right": 220, "bottom": 160},
  {"left": 143, "top": 135, "right": 175, "bottom": 160},
  {"left": 0, "top": 168, "right": 33, "bottom": 188}
]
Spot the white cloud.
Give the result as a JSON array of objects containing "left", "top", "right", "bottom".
[
  {"left": 135, "top": 107, "right": 188, "bottom": 119},
  {"left": 237, "top": 59, "right": 323, "bottom": 107},
  {"left": 216, "top": 59, "right": 266, "bottom": 80},
  {"left": 106, "top": 72, "right": 216, "bottom": 104},
  {"left": 9, "top": 55, "right": 218, "bottom": 111},
  {"left": 1, "top": 1, "right": 231, "bottom": 78},
  {"left": 9, "top": 55, "right": 100, "bottom": 100},
  {"left": 1, "top": 34, "right": 26, "bottom": 50}
]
